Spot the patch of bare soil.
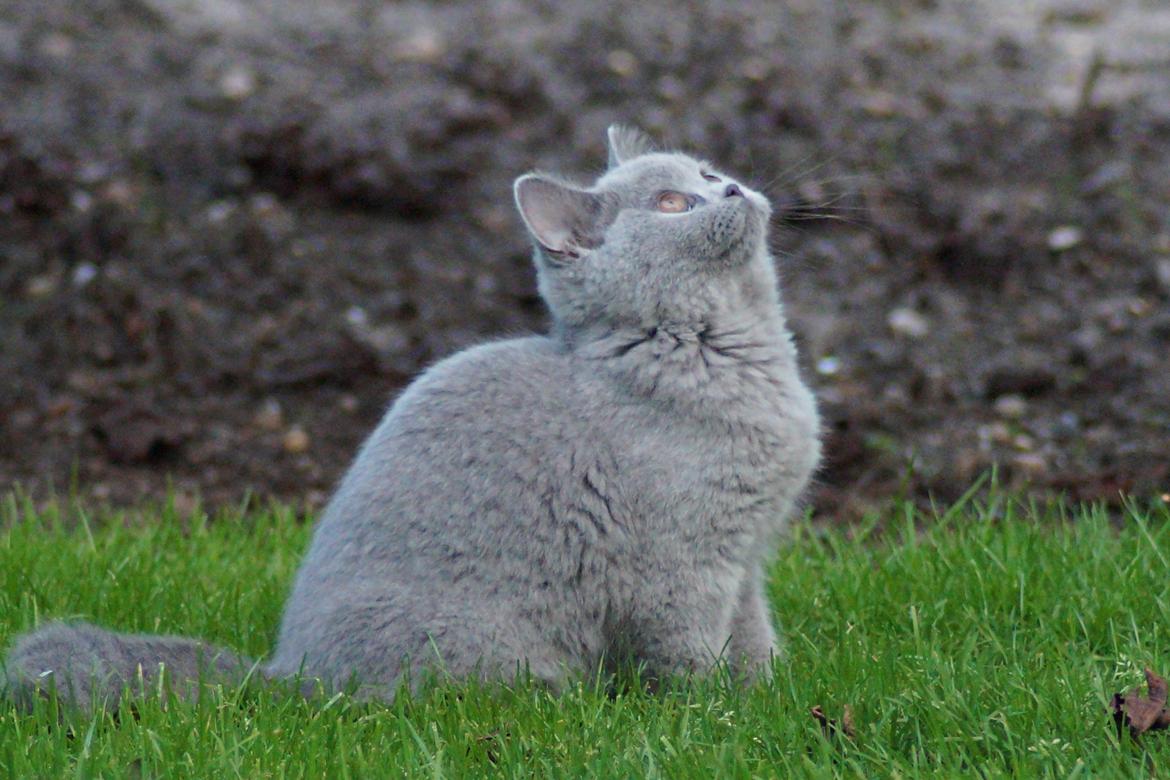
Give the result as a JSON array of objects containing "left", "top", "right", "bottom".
[{"left": 1, "top": 0, "right": 1167, "bottom": 520}]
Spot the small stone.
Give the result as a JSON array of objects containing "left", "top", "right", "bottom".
[
  {"left": 283, "top": 425, "right": 310, "bottom": 455},
  {"left": 219, "top": 64, "right": 256, "bottom": 100},
  {"left": 993, "top": 394, "right": 1027, "bottom": 419},
  {"left": 249, "top": 192, "right": 280, "bottom": 217},
  {"left": 26, "top": 274, "right": 57, "bottom": 298},
  {"left": 102, "top": 180, "right": 135, "bottom": 206},
  {"left": 606, "top": 49, "right": 638, "bottom": 77},
  {"left": 740, "top": 57, "right": 769, "bottom": 81},
  {"left": 860, "top": 90, "right": 899, "bottom": 117},
  {"left": 71, "top": 190, "right": 93, "bottom": 213},
  {"left": 816, "top": 356, "right": 841, "bottom": 376},
  {"left": 1047, "top": 225, "right": 1084, "bottom": 252},
  {"left": 72, "top": 263, "right": 98, "bottom": 288},
  {"left": 1011, "top": 452, "right": 1048, "bottom": 479},
  {"left": 1055, "top": 411, "right": 1081, "bottom": 435},
  {"left": 1012, "top": 433, "right": 1036, "bottom": 451},
  {"left": 206, "top": 201, "right": 235, "bottom": 224},
  {"left": 255, "top": 399, "right": 284, "bottom": 432},
  {"left": 394, "top": 28, "right": 445, "bottom": 63},
  {"left": 978, "top": 421, "right": 1013, "bottom": 450},
  {"left": 1155, "top": 259, "right": 1170, "bottom": 293},
  {"left": 656, "top": 75, "right": 685, "bottom": 102},
  {"left": 1127, "top": 298, "right": 1151, "bottom": 317},
  {"left": 345, "top": 306, "right": 369, "bottom": 328},
  {"left": 887, "top": 307, "right": 930, "bottom": 339},
  {"left": 356, "top": 324, "right": 409, "bottom": 356}
]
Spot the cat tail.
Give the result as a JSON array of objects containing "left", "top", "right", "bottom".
[{"left": 3, "top": 621, "right": 260, "bottom": 713}]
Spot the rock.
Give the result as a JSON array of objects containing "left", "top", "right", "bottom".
[
  {"left": 219, "top": 64, "right": 257, "bottom": 100},
  {"left": 1156, "top": 259, "right": 1170, "bottom": 294},
  {"left": 993, "top": 394, "right": 1028, "bottom": 419},
  {"left": 1011, "top": 452, "right": 1048, "bottom": 479},
  {"left": 606, "top": 49, "right": 638, "bottom": 77},
  {"left": 254, "top": 398, "right": 284, "bottom": 432},
  {"left": 1047, "top": 225, "right": 1084, "bottom": 252},
  {"left": 282, "top": 425, "right": 310, "bottom": 455},
  {"left": 816, "top": 356, "right": 841, "bottom": 376},
  {"left": 71, "top": 263, "right": 98, "bottom": 287},
  {"left": 887, "top": 307, "right": 930, "bottom": 339}
]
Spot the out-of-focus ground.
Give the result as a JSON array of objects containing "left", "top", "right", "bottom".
[{"left": 1, "top": 0, "right": 1168, "bottom": 521}]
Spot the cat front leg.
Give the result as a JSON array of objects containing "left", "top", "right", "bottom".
[
  {"left": 622, "top": 571, "right": 740, "bottom": 682},
  {"left": 725, "top": 562, "right": 781, "bottom": 682}
]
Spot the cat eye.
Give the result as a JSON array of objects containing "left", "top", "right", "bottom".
[
  {"left": 700, "top": 171, "right": 721, "bottom": 183},
  {"left": 657, "top": 191, "right": 692, "bottom": 213}
]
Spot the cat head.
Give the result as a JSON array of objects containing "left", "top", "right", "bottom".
[{"left": 514, "top": 125, "right": 778, "bottom": 339}]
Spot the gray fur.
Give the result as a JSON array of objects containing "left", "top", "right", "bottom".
[
  {"left": 5, "top": 126, "right": 821, "bottom": 710},
  {"left": 4, "top": 622, "right": 256, "bottom": 711}
]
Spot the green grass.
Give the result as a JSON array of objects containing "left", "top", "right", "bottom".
[{"left": 2, "top": 491, "right": 1170, "bottom": 778}]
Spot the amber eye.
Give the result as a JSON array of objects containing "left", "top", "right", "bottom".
[{"left": 657, "top": 191, "right": 691, "bottom": 213}]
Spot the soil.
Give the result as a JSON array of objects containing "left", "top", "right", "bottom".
[{"left": 1, "top": 0, "right": 1168, "bottom": 522}]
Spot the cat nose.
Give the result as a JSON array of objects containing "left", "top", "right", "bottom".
[{"left": 723, "top": 183, "right": 743, "bottom": 198}]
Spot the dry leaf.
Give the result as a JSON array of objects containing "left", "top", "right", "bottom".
[
  {"left": 811, "top": 704, "right": 856, "bottom": 741},
  {"left": 1110, "top": 667, "right": 1170, "bottom": 737}
]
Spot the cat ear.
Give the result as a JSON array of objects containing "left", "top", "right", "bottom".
[
  {"left": 606, "top": 124, "right": 652, "bottom": 168},
  {"left": 514, "top": 174, "right": 603, "bottom": 259}
]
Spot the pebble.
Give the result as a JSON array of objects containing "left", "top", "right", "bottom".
[
  {"left": 606, "top": 49, "right": 638, "bottom": 77},
  {"left": 1012, "top": 433, "right": 1036, "bottom": 451},
  {"left": 71, "top": 190, "right": 93, "bottom": 213},
  {"left": 26, "top": 274, "right": 57, "bottom": 298},
  {"left": 816, "top": 356, "right": 841, "bottom": 376},
  {"left": 282, "top": 425, "right": 310, "bottom": 455},
  {"left": 345, "top": 306, "right": 369, "bottom": 328},
  {"left": 72, "top": 262, "right": 98, "bottom": 287},
  {"left": 254, "top": 398, "right": 284, "bottom": 432},
  {"left": 887, "top": 307, "right": 930, "bottom": 339},
  {"left": 394, "top": 28, "right": 445, "bottom": 63},
  {"left": 993, "top": 394, "right": 1028, "bottom": 418},
  {"left": 219, "top": 64, "right": 256, "bottom": 100},
  {"left": 740, "top": 57, "right": 770, "bottom": 81},
  {"left": 1156, "top": 259, "right": 1170, "bottom": 294},
  {"left": 1047, "top": 225, "right": 1084, "bottom": 252},
  {"left": 978, "top": 421, "right": 1013, "bottom": 450},
  {"left": 1011, "top": 452, "right": 1048, "bottom": 479},
  {"left": 206, "top": 201, "right": 235, "bottom": 224}
]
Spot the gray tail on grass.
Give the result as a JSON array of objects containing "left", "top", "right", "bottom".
[{"left": 3, "top": 621, "right": 259, "bottom": 712}]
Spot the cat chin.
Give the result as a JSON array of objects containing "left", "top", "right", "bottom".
[{"left": 709, "top": 203, "right": 766, "bottom": 265}]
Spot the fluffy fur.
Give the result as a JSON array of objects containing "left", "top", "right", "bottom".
[{"left": 4, "top": 126, "right": 821, "bottom": 710}]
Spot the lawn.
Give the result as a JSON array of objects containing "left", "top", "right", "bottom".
[{"left": 2, "top": 488, "right": 1170, "bottom": 778}]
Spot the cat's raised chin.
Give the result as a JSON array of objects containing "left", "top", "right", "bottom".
[{"left": 5, "top": 126, "right": 821, "bottom": 711}]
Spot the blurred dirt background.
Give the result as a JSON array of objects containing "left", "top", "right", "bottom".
[{"left": 1, "top": 0, "right": 1168, "bottom": 521}]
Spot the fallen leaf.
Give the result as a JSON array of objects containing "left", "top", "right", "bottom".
[
  {"left": 811, "top": 704, "right": 856, "bottom": 742},
  {"left": 1111, "top": 668, "right": 1170, "bottom": 737}
]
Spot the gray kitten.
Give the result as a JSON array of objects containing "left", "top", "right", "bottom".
[{"left": 4, "top": 126, "right": 821, "bottom": 710}]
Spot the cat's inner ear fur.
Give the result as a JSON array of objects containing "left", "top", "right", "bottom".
[
  {"left": 514, "top": 174, "right": 605, "bottom": 259},
  {"left": 606, "top": 124, "right": 653, "bottom": 169}
]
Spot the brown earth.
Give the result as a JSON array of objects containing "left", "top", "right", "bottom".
[{"left": 1, "top": 0, "right": 1168, "bottom": 522}]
